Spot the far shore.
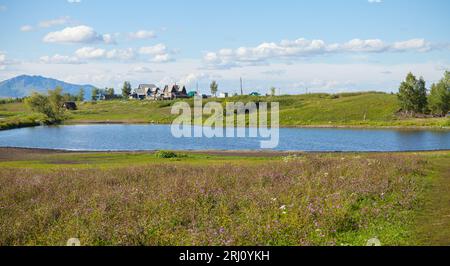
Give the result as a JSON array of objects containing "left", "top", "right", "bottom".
[{"left": 62, "top": 120, "right": 450, "bottom": 130}]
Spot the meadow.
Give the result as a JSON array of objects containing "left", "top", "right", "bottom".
[
  {"left": 1, "top": 92, "right": 449, "bottom": 130},
  {"left": 1, "top": 149, "right": 449, "bottom": 246}
]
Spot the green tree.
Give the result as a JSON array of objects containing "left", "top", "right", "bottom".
[
  {"left": 105, "top": 88, "right": 115, "bottom": 98},
  {"left": 415, "top": 77, "right": 428, "bottom": 113},
  {"left": 77, "top": 88, "right": 85, "bottom": 101},
  {"left": 122, "top": 81, "right": 132, "bottom": 98},
  {"left": 397, "top": 72, "right": 428, "bottom": 115},
  {"left": 428, "top": 71, "right": 450, "bottom": 116},
  {"left": 91, "top": 88, "right": 99, "bottom": 101},
  {"left": 25, "top": 87, "right": 66, "bottom": 123},
  {"left": 270, "top": 87, "right": 276, "bottom": 96},
  {"left": 210, "top": 80, "right": 218, "bottom": 97}
]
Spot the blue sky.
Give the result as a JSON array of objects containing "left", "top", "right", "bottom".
[{"left": 0, "top": 0, "right": 449, "bottom": 94}]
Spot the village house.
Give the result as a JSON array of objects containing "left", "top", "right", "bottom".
[
  {"left": 62, "top": 101, "right": 77, "bottom": 110},
  {"left": 162, "top": 84, "right": 188, "bottom": 100},
  {"left": 218, "top": 92, "right": 229, "bottom": 98},
  {"left": 131, "top": 84, "right": 160, "bottom": 100}
]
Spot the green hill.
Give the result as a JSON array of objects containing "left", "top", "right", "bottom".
[{"left": 1, "top": 92, "right": 449, "bottom": 130}]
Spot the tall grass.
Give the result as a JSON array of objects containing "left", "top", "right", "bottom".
[{"left": 0, "top": 154, "right": 427, "bottom": 246}]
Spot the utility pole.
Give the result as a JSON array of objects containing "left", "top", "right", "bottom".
[{"left": 240, "top": 77, "right": 243, "bottom": 95}]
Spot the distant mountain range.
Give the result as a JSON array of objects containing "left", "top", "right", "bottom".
[{"left": 0, "top": 75, "right": 96, "bottom": 99}]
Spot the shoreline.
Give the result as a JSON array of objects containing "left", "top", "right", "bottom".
[
  {"left": 64, "top": 120, "right": 450, "bottom": 130},
  {"left": 1, "top": 147, "right": 449, "bottom": 158}
]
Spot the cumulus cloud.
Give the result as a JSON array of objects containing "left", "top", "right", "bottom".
[
  {"left": 139, "top": 44, "right": 167, "bottom": 55},
  {"left": 0, "top": 52, "right": 15, "bottom": 70},
  {"left": 20, "top": 17, "right": 71, "bottom": 33},
  {"left": 178, "top": 73, "right": 211, "bottom": 86},
  {"left": 74, "top": 47, "right": 135, "bottom": 61},
  {"left": 105, "top": 48, "right": 135, "bottom": 60},
  {"left": 204, "top": 37, "right": 434, "bottom": 68},
  {"left": 139, "top": 44, "right": 172, "bottom": 62},
  {"left": 129, "top": 30, "right": 156, "bottom": 40},
  {"left": 40, "top": 54, "right": 84, "bottom": 64},
  {"left": 0, "top": 52, "right": 6, "bottom": 70},
  {"left": 38, "top": 43, "right": 175, "bottom": 65},
  {"left": 75, "top": 47, "right": 107, "bottom": 59},
  {"left": 20, "top": 25, "right": 34, "bottom": 32},
  {"left": 39, "top": 16, "right": 70, "bottom": 28},
  {"left": 43, "top": 25, "right": 116, "bottom": 44}
]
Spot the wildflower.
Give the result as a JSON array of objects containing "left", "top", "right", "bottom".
[
  {"left": 271, "top": 198, "right": 277, "bottom": 202},
  {"left": 324, "top": 172, "right": 329, "bottom": 177},
  {"left": 279, "top": 205, "right": 286, "bottom": 210}
]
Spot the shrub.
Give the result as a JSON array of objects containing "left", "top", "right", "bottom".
[{"left": 155, "top": 150, "right": 178, "bottom": 158}]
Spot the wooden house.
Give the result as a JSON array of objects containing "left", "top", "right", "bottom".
[{"left": 162, "top": 84, "right": 188, "bottom": 100}]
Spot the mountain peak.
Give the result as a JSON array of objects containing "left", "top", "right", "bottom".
[{"left": 0, "top": 75, "right": 96, "bottom": 99}]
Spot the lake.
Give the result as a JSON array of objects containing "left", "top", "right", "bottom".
[{"left": 0, "top": 124, "right": 449, "bottom": 152}]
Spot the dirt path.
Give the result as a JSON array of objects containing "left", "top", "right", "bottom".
[{"left": 414, "top": 156, "right": 450, "bottom": 245}]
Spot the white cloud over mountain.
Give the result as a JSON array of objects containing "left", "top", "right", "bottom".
[
  {"left": 43, "top": 25, "right": 116, "bottom": 44},
  {"left": 0, "top": 52, "right": 6, "bottom": 70}
]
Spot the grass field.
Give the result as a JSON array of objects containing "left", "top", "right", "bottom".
[
  {"left": 1, "top": 92, "right": 449, "bottom": 130},
  {"left": 1, "top": 148, "right": 449, "bottom": 246}
]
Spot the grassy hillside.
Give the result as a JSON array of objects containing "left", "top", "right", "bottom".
[{"left": 1, "top": 92, "right": 449, "bottom": 130}]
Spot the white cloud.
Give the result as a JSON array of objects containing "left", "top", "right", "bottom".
[
  {"left": 40, "top": 43, "right": 174, "bottom": 64},
  {"left": 75, "top": 47, "right": 106, "bottom": 59},
  {"left": 0, "top": 52, "right": 6, "bottom": 70},
  {"left": 139, "top": 44, "right": 172, "bottom": 62},
  {"left": 152, "top": 54, "right": 172, "bottom": 63},
  {"left": 106, "top": 48, "right": 135, "bottom": 60},
  {"left": 178, "top": 72, "right": 211, "bottom": 86},
  {"left": 391, "top": 39, "right": 432, "bottom": 52},
  {"left": 43, "top": 25, "right": 115, "bottom": 44},
  {"left": 39, "top": 16, "right": 70, "bottom": 28},
  {"left": 129, "top": 30, "right": 156, "bottom": 40},
  {"left": 139, "top": 44, "right": 167, "bottom": 55},
  {"left": 74, "top": 47, "right": 135, "bottom": 61},
  {"left": 131, "top": 66, "right": 153, "bottom": 73},
  {"left": 20, "top": 25, "right": 34, "bottom": 32},
  {"left": 40, "top": 54, "right": 83, "bottom": 64},
  {"left": 368, "top": 0, "right": 382, "bottom": 3},
  {"left": 67, "top": 0, "right": 81, "bottom": 3},
  {"left": 204, "top": 37, "right": 435, "bottom": 68},
  {"left": 102, "top": 34, "right": 117, "bottom": 45}
]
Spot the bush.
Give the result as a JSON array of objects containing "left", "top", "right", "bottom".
[{"left": 155, "top": 150, "right": 178, "bottom": 158}]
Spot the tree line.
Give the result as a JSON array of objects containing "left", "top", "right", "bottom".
[{"left": 398, "top": 71, "right": 450, "bottom": 117}]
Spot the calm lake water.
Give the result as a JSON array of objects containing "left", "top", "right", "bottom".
[{"left": 0, "top": 124, "right": 449, "bottom": 152}]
